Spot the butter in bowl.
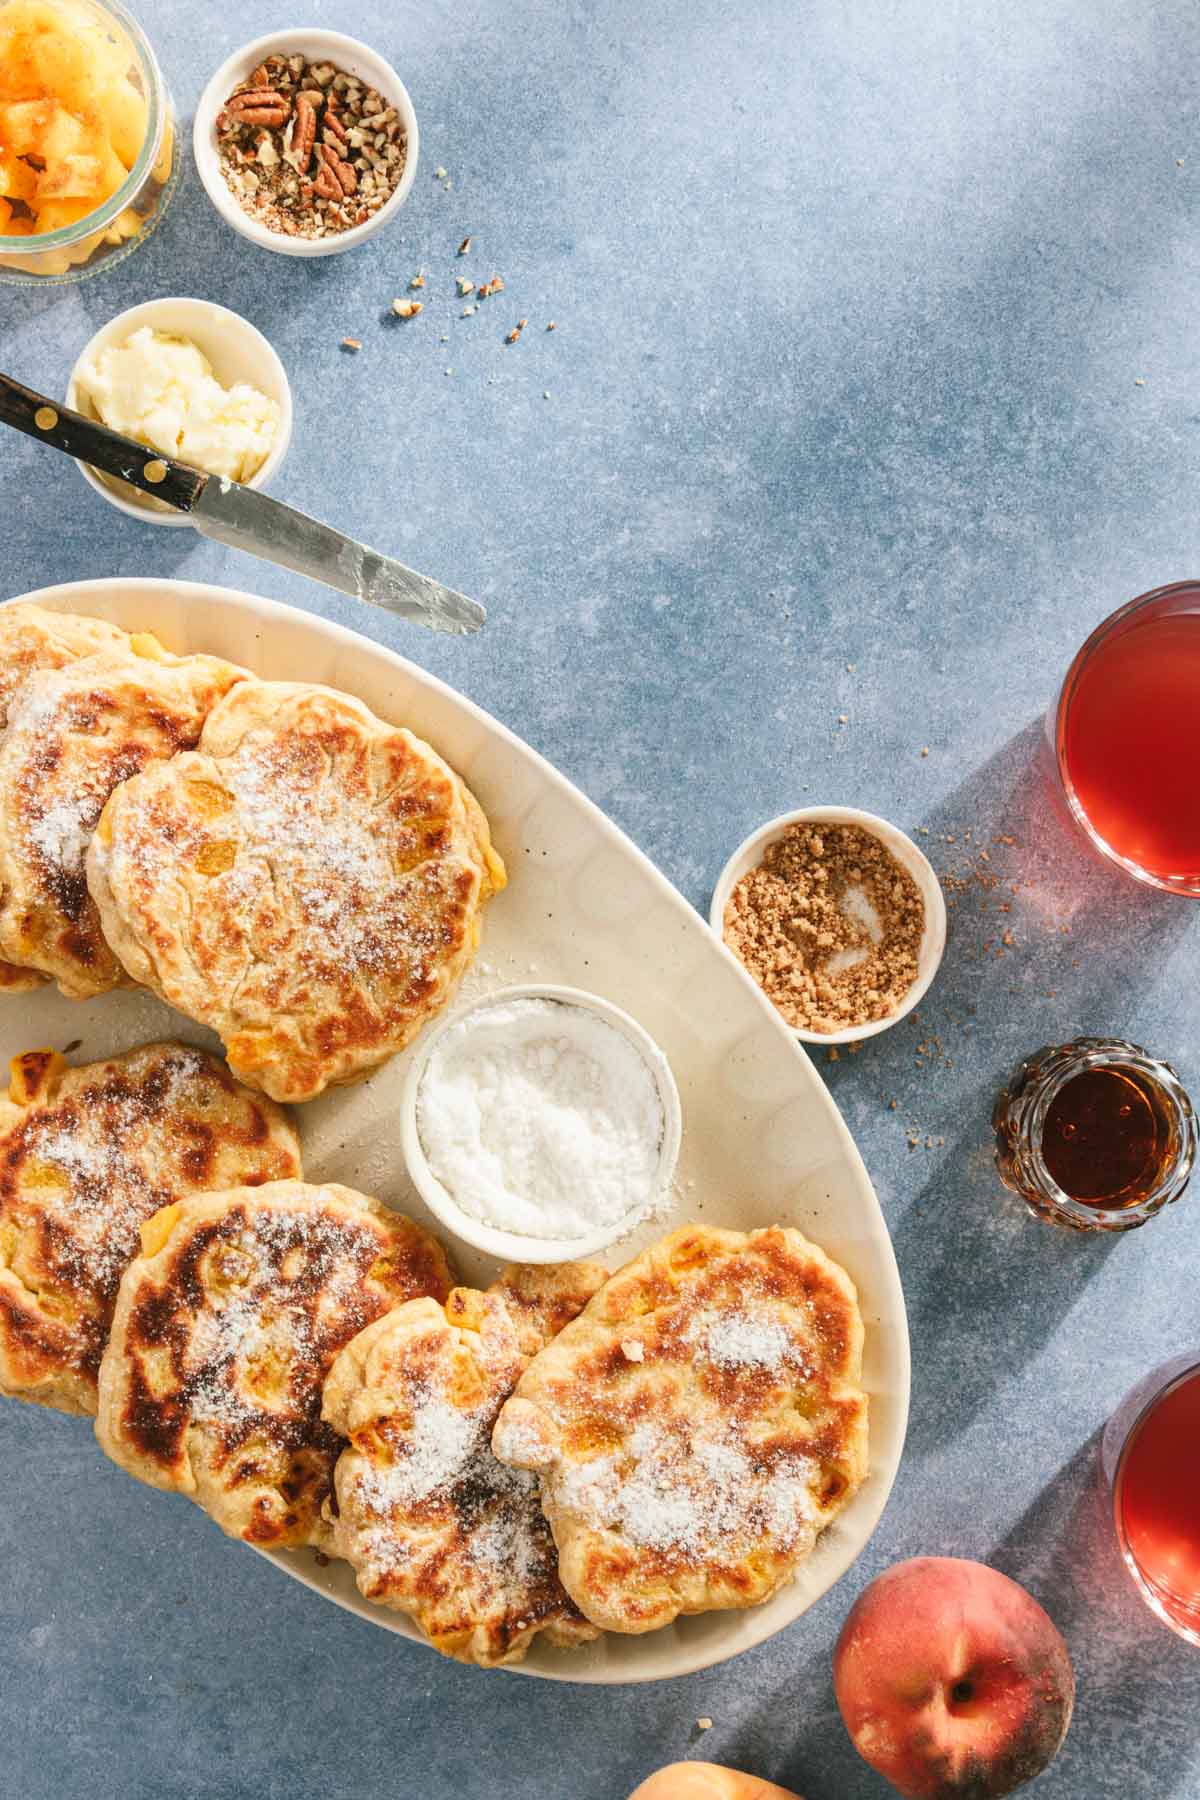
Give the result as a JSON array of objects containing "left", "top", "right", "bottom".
[{"left": 66, "top": 295, "right": 292, "bottom": 523}]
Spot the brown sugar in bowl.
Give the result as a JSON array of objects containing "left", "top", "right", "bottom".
[{"left": 709, "top": 807, "right": 947, "bottom": 1046}]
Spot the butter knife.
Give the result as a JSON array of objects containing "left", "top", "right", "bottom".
[{"left": 0, "top": 373, "right": 484, "bottom": 636}]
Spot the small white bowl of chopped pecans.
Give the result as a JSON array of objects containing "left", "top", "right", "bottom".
[
  {"left": 710, "top": 806, "right": 947, "bottom": 1047},
  {"left": 193, "top": 30, "right": 419, "bottom": 256}
]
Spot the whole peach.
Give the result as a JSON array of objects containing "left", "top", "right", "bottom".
[
  {"left": 833, "top": 1557, "right": 1074, "bottom": 1799},
  {"left": 627, "top": 1764, "right": 804, "bottom": 1800}
]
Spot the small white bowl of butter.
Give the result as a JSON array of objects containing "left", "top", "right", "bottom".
[
  {"left": 400, "top": 984, "right": 683, "bottom": 1265},
  {"left": 66, "top": 296, "right": 292, "bottom": 526}
]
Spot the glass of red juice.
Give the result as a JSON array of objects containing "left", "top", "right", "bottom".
[
  {"left": 1102, "top": 1354, "right": 1200, "bottom": 1645},
  {"left": 1054, "top": 581, "right": 1200, "bottom": 895}
]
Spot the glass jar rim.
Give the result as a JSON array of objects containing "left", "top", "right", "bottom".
[
  {"left": 0, "top": 0, "right": 167, "bottom": 252},
  {"left": 1054, "top": 579, "right": 1200, "bottom": 898}
]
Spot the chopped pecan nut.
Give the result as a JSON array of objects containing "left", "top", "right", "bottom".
[
  {"left": 291, "top": 93, "right": 318, "bottom": 171},
  {"left": 317, "top": 142, "right": 357, "bottom": 195},
  {"left": 310, "top": 159, "right": 342, "bottom": 201},
  {"left": 218, "top": 87, "right": 291, "bottom": 130}
]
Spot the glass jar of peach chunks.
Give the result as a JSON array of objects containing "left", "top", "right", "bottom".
[{"left": 0, "top": 0, "right": 178, "bottom": 284}]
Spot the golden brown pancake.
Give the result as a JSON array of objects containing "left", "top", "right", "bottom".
[
  {"left": 323, "top": 1261, "right": 606, "bottom": 1666},
  {"left": 0, "top": 1042, "right": 301, "bottom": 1416},
  {"left": 0, "top": 603, "right": 139, "bottom": 993},
  {"left": 0, "top": 648, "right": 243, "bottom": 996},
  {"left": 492, "top": 1225, "right": 869, "bottom": 1635},
  {"left": 87, "top": 680, "right": 506, "bottom": 1103},
  {"left": 0, "top": 601, "right": 133, "bottom": 732},
  {"left": 483, "top": 1260, "right": 614, "bottom": 1359},
  {"left": 96, "top": 1181, "right": 455, "bottom": 1548}
]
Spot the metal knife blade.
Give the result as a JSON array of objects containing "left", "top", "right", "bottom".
[
  {"left": 191, "top": 480, "right": 485, "bottom": 636},
  {"left": 0, "top": 371, "right": 485, "bottom": 637}
]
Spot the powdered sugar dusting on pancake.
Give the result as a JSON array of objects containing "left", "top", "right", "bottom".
[
  {"left": 96, "top": 1182, "right": 454, "bottom": 1548},
  {"left": 0, "top": 1043, "right": 301, "bottom": 1416},
  {"left": 324, "top": 1284, "right": 600, "bottom": 1665},
  {"left": 88, "top": 681, "right": 504, "bottom": 1102}
]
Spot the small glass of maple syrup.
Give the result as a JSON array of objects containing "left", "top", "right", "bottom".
[
  {"left": 1052, "top": 580, "right": 1200, "bottom": 896},
  {"left": 1102, "top": 1354, "right": 1200, "bottom": 1645},
  {"left": 993, "top": 1037, "right": 1196, "bottom": 1231}
]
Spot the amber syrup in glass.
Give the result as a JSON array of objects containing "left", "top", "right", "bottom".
[
  {"left": 1056, "top": 584, "right": 1200, "bottom": 892},
  {"left": 1041, "top": 1066, "right": 1166, "bottom": 1208},
  {"left": 993, "top": 1039, "right": 1196, "bottom": 1231},
  {"left": 1111, "top": 1363, "right": 1200, "bottom": 1644}
]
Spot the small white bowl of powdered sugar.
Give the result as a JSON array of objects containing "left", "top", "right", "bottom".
[{"left": 401, "top": 984, "right": 682, "bottom": 1263}]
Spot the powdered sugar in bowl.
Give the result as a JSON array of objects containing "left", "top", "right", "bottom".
[{"left": 400, "top": 984, "right": 682, "bottom": 1264}]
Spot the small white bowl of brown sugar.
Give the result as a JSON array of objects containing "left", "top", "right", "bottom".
[{"left": 710, "top": 807, "right": 947, "bottom": 1045}]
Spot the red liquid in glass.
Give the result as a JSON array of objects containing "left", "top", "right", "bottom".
[
  {"left": 1119, "top": 1369, "right": 1200, "bottom": 1629},
  {"left": 1063, "top": 609, "right": 1200, "bottom": 882}
]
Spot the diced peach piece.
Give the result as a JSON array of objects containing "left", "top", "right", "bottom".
[
  {"left": 101, "top": 76, "right": 147, "bottom": 169},
  {"left": 36, "top": 99, "right": 86, "bottom": 162},
  {"left": 0, "top": 152, "right": 38, "bottom": 202},
  {"left": 0, "top": 96, "right": 55, "bottom": 153},
  {"left": 28, "top": 195, "right": 97, "bottom": 231},
  {"left": 36, "top": 152, "right": 104, "bottom": 198}
]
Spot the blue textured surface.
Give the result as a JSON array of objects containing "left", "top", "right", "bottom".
[{"left": 4, "top": 1, "right": 1200, "bottom": 1795}]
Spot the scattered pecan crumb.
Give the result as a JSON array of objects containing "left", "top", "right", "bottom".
[
  {"left": 391, "top": 298, "right": 422, "bottom": 318},
  {"left": 546, "top": 320, "right": 557, "bottom": 331},
  {"left": 341, "top": 337, "right": 362, "bottom": 351},
  {"left": 458, "top": 235, "right": 472, "bottom": 254},
  {"left": 456, "top": 276, "right": 475, "bottom": 295},
  {"left": 697, "top": 1718, "right": 713, "bottom": 1732},
  {"left": 434, "top": 165, "right": 447, "bottom": 179},
  {"left": 409, "top": 270, "right": 425, "bottom": 289}
]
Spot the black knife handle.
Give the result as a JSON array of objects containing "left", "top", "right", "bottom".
[{"left": 0, "top": 371, "right": 207, "bottom": 512}]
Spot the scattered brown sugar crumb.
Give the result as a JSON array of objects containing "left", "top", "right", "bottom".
[{"left": 722, "top": 823, "right": 926, "bottom": 1033}]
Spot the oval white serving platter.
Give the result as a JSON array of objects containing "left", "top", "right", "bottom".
[{"left": 2, "top": 578, "right": 910, "bottom": 1684}]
